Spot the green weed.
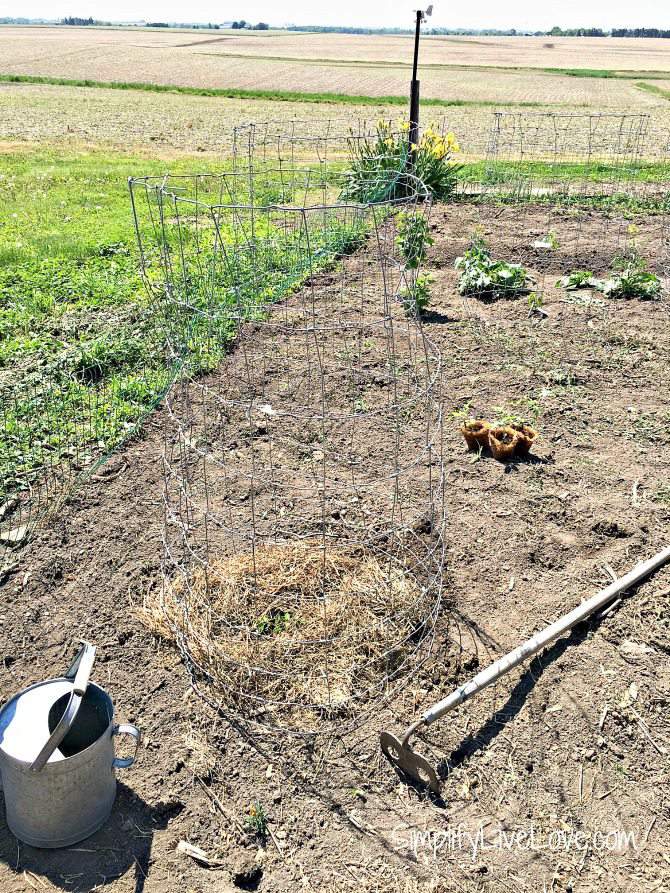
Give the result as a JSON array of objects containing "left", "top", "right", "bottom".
[{"left": 245, "top": 802, "right": 269, "bottom": 839}]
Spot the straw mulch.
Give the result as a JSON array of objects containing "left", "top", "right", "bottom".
[{"left": 139, "top": 541, "right": 426, "bottom": 728}]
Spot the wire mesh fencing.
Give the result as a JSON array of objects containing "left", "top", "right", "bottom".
[
  {"left": 449, "top": 111, "right": 670, "bottom": 311},
  {"left": 3, "top": 108, "right": 669, "bottom": 604},
  {"left": 130, "top": 151, "right": 445, "bottom": 734}
]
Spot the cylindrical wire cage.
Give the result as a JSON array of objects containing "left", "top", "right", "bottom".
[{"left": 129, "top": 151, "right": 445, "bottom": 734}]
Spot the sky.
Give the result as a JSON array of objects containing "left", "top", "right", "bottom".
[{"left": 6, "top": 0, "right": 670, "bottom": 31}]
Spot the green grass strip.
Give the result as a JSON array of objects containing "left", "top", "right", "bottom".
[
  {"left": 635, "top": 81, "right": 670, "bottom": 101},
  {"left": 459, "top": 159, "right": 670, "bottom": 185},
  {"left": 0, "top": 72, "right": 548, "bottom": 108},
  {"left": 540, "top": 67, "right": 668, "bottom": 80},
  {"left": 193, "top": 54, "right": 670, "bottom": 81}
]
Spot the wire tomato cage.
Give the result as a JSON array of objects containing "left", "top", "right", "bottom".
[{"left": 129, "top": 132, "right": 446, "bottom": 735}]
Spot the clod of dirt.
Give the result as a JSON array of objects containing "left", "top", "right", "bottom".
[
  {"left": 152, "top": 799, "right": 186, "bottom": 821},
  {"left": 592, "top": 519, "right": 630, "bottom": 538},
  {"left": 619, "top": 639, "right": 655, "bottom": 661},
  {"left": 231, "top": 853, "right": 263, "bottom": 890}
]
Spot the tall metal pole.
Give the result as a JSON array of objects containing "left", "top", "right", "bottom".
[{"left": 408, "top": 10, "right": 422, "bottom": 167}]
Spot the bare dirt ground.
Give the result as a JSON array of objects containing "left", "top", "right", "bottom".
[{"left": 1, "top": 203, "right": 669, "bottom": 893}]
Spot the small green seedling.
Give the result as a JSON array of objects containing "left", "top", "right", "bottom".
[
  {"left": 533, "top": 230, "right": 559, "bottom": 250},
  {"left": 245, "top": 802, "right": 268, "bottom": 839},
  {"left": 527, "top": 291, "right": 546, "bottom": 317},
  {"left": 449, "top": 401, "right": 474, "bottom": 422},
  {"left": 256, "top": 609, "right": 291, "bottom": 636}
]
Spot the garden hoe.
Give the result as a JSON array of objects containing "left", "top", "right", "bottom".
[{"left": 381, "top": 545, "right": 670, "bottom": 794}]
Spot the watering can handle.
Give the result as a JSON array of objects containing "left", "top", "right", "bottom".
[
  {"left": 112, "top": 723, "right": 141, "bottom": 769},
  {"left": 30, "top": 642, "right": 96, "bottom": 773},
  {"left": 64, "top": 640, "right": 97, "bottom": 694}
]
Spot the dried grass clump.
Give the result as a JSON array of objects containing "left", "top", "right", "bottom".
[{"left": 139, "top": 542, "right": 427, "bottom": 728}]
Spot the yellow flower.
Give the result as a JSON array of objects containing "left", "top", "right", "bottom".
[{"left": 446, "top": 132, "right": 461, "bottom": 153}]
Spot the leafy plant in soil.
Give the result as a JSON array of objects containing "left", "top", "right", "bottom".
[
  {"left": 396, "top": 212, "right": 434, "bottom": 315},
  {"left": 455, "top": 234, "right": 531, "bottom": 300},
  {"left": 556, "top": 269, "right": 597, "bottom": 290},
  {"left": 533, "top": 230, "right": 559, "bottom": 249},
  {"left": 599, "top": 254, "right": 662, "bottom": 299},
  {"left": 245, "top": 802, "right": 268, "bottom": 841},
  {"left": 527, "top": 290, "right": 546, "bottom": 317},
  {"left": 557, "top": 255, "right": 661, "bottom": 300},
  {"left": 395, "top": 211, "right": 433, "bottom": 269},
  {"left": 400, "top": 272, "right": 433, "bottom": 315}
]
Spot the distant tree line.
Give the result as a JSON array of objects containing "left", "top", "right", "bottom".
[
  {"left": 288, "top": 23, "right": 670, "bottom": 38},
  {"left": 3, "top": 18, "right": 670, "bottom": 38},
  {"left": 611, "top": 28, "right": 670, "bottom": 38},
  {"left": 549, "top": 26, "right": 670, "bottom": 38},
  {"left": 60, "top": 16, "right": 106, "bottom": 25},
  {"left": 549, "top": 26, "right": 606, "bottom": 37},
  {"left": 231, "top": 21, "right": 269, "bottom": 29}
]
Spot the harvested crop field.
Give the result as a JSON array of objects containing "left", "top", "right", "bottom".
[
  {"left": 3, "top": 82, "right": 670, "bottom": 163},
  {"left": 0, "top": 83, "right": 424, "bottom": 151},
  {"left": 4, "top": 27, "right": 670, "bottom": 107},
  {"left": 1, "top": 201, "right": 669, "bottom": 892},
  {"left": 5, "top": 27, "right": 670, "bottom": 72}
]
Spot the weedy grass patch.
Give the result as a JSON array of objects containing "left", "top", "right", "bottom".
[
  {"left": 0, "top": 148, "right": 188, "bottom": 502},
  {"left": 0, "top": 147, "right": 369, "bottom": 508}
]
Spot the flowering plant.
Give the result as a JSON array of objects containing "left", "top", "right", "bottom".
[{"left": 341, "top": 119, "right": 461, "bottom": 202}]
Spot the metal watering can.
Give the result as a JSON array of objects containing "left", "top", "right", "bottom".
[{"left": 0, "top": 642, "right": 140, "bottom": 848}]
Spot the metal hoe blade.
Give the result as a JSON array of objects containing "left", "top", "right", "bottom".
[
  {"left": 381, "top": 545, "right": 670, "bottom": 793},
  {"left": 380, "top": 730, "right": 440, "bottom": 794}
]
